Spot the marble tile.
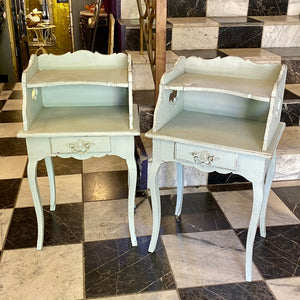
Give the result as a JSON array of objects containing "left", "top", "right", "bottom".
[
  {"left": 280, "top": 103, "right": 300, "bottom": 126},
  {"left": 132, "top": 61, "right": 155, "bottom": 90},
  {"left": 218, "top": 26, "right": 263, "bottom": 48},
  {"left": 0, "top": 209, "right": 13, "bottom": 249},
  {"left": 179, "top": 281, "right": 276, "bottom": 299},
  {"left": 208, "top": 182, "right": 252, "bottom": 192},
  {"left": 252, "top": 15, "right": 300, "bottom": 24},
  {"left": 272, "top": 185, "right": 300, "bottom": 219},
  {"left": 174, "top": 49, "right": 227, "bottom": 59},
  {"left": 277, "top": 126, "right": 300, "bottom": 155},
  {"left": 265, "top": 47, "right": 300, "bottom": 59},
  {"left": 248, "top": 0, "right": 289, "bottom": 16},
  {"left": 206, "top": 0, "right": 249, "bottom": 17},
  {"left": 286, "top": 84, "right": 300, "bottom": 96},
  {"left": 171, "top": 26, "right": 219, "bottom": 50},
  {"left": 84, "top": 197, "right": 152, "bottom": 241},
  {"left": 8, "top": 90, "right": 22, "bottom": 99},
  {"left": 219, "top": 48, "right": 281, "bottom": 63},
  {"left": 24, "top": 157, "right": 83, "bottom": 177},
  {"left": 236, "top": 225, "right": 300, "bottom": 279},
  {"left": 211, "top": 16, "right": 263, "bottom": 26},
  {"left": 0, "top": 178, "right": 21, "bottom": 208},
  {"left": 0, "top": 122, "right": 22, "bottom": 137},
  {"left": 275, "top": 153, "right": 300, "bottom": 180},
  {"left": 5, "top": 203, "right": 83, "bottom": 249},
  {"left": 139, "top": 105, "right": 154, "bottom": 133},
  {"left": 13, "top": 82, "right": 22, "bottom": 90},
  {"left": 272, "top": 180, "right": 300, "bottom": 188},
  {"left": 158, "top": 192, "right": 231, "bottom": 235},
  {"left": 96, "top": 290, "right": 179, "bottom": 300},
  {"left": 148, "top": 161, "right": 208, "bottom": 188},
  {"left": 83, "top": 155, "right": 128, "bottom": 173},
  {"left": 262, "top": 25, "right": 300, "bottom": 48},
  {"left": 282, "top": 59, "right": 300, "bottom": 84},
  {"left": 0, "top": 156, "right": 27, "bottom": 179},
  {"left": 0, "top": 100, "right": 6, "bottom": 110},
  {"left": 168, "top": 17, "right": 218, "bottom": 27},
  {"left": 84, "top": 236, "right": 175, "bottom": 298},
  {"left": 167, "top": 0, "right": 206, "bottom": 17},
  {"left": 267, "top": 276, "right": 300, "bottom": 300},
  {"left": 158, "top": 186, "right": 209, "bottom": 196},
  {"left": 121, "top": 0, "right": 141, "bottom": 19},
  {"left": 0, "top": 90, "right": 11, "bottom": 100},
  {"left": 284, "top": 89, "right": 300, "bottom": 101},
  {"left": 0, "top": 111, "right": 23, "bottom": 123},
  {"left": 213, "top": 189, "right": 299, "bottom": 229},
  {"left": 0, "top": 244, "right": 83, "bottom": 300},
  {"left": 16, "top": 174, "right": 82, "bottom": 208},
  {"left": 2, "top": 99, "right": 23, "bottom": 111},
  {"left": 0, "top": 137, "right": 27, "bottom": 156},
  {"left": 83, "top": 171, "right": 128, "bottom": 201},
  {"left": 162, "top": 230, "right": 262, "bottom": 288},
  {"left": 208, "top": 172, "right": 248, "bottom": 184},
  {"left": 288, "top": 0, "right": 300, "bottom": 15}
]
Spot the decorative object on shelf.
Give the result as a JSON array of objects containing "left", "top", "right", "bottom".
[
  {"left": 18, "top": 50, "right": 140, "bottom": 250},
  {"left": 146, "top": 55, "right": 287, "bottom": 282}
]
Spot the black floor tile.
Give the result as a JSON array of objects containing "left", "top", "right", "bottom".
[
  {"left": 174, "top": 49, "right": 227, "bottom": 59},
  {"left": 83, "top": 171, "right": 128, "bottom": 201},
  {"left": 158, "top": 192, "right": 231, "bottom": 235},
  {"left": 23, "top": 157, "right": 83, "bottom": 177},
  {"left": 218, "top": 26, "right": 262, "bottom": 49},
  {"left": 236, "top": 225, "right": 300, "bottom": 280},
  {"left": 84, "top": 236, "right": 175, "bottom": 298},
  {"left": 179, "top": 281, "right": 276, "bottom": 300},
  {"left": 5, "top": 203, "right": 83, "bottom": 249},
  {"left": 0, "top": 111, "right": 23, "bottom": 123},
  {"left": 8, "top": 90, "right": 23, "bottom": 99},
  {"left": 0, "top": 100, "right": 6, "bottom": 110},
  {"left": 0, "top": 137, "right": 27, "bottom": 156},
  {"left": 167, "top": 0, "right": 206, "bottom": 17},
  {"left": 280, "top": 103, "right": 300, "bottom": 126},
  {"left": 272, "top": 186, "right": 300, "bottom": 219},
  {"left": 0, "top": 179, "right": 21, "bottom": 209},
  {"left": 133, "top": 90, "right": 155, "bottom": 105},
  {"left": 284, "top": 89, "right": 300, "bottom": 101},
  {"left": 248, "top": 0, "right": 288, "bottom": 16},
  {"left": 208, "top": 182, "right": 252, "bottom": 192},
  {"left": 208, "top": 172, "right": 249, "bottom": 185}
]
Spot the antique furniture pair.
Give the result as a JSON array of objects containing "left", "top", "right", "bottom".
[{"left": 19, "top": 51, "right": 286, "bottom": 282}]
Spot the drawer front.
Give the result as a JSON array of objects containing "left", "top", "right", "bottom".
[
  {"left": 51, "top": 137, "right": 110, "bottom": 154},
  {"left": 175, "top": 143, "right": 237, "bottom": 171}
]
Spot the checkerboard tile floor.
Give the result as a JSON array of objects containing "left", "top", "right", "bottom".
[{"left": 0, "top": 84, "right": 299, "bottom": 300}]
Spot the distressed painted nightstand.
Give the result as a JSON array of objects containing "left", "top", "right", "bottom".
[
  {"left": 146, "top": 56, "right": 287, "bottom": 281},
  {"left": 18, "top": 50, "right": 140, "bottom": 250}
]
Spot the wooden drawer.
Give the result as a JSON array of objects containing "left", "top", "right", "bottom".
[
  {"left": 51, "top": 137, "right": 110, "bottom": 154},
  {"left": 175, "top": 143, "right": 237, "bottom": 171}
]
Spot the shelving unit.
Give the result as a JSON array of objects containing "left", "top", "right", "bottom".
[
  {"left": 146, "top": 56, "right": 287, "bottom": 282},
  {"left": 18, "top": 50, "right": 139, "bottom": 250}
]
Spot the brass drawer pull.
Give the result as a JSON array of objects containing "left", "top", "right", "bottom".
[
  {"left": 68, "top": 139, "right": 94, "bottom": 154},
  {"left": 191, "top": 150, "right": 218, "bottom": 166}
]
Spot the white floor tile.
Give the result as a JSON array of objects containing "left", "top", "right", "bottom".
[
  {"left": 83, "top": 155, "right": 128, "bottom": 173},
  {"left": 0, "top": 156, "right": 27, "bottom": 179},
  {"left": 0, "top": 123, "right": 23, "bottom": 137},
  {"left": 16, "top": 174, "right": 82, "bottom": 208},
  {"left": 0, "top": 244, "right": 83, "bottom": 300},
  {"left": 84, "top": 198, "right": 152, "bottom": 242},
  {"left": 267, "top": 277, "right": 300, "bottom": 300},
  {"left": 162, "top": 230, "right": 262, "bottom": 288},
  {"left": 0, "top": 209, "right": 13, "bottom": 249},
  {"left": 2, "top": 99, "right": 23, "bottom": 111},
  {"left": 213, "top": 190, "right": 299, "bottom": 229}
]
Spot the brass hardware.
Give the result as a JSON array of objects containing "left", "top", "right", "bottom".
[
  {"left": 68, "top": 139, "right": 93, "bottom": 154},
  {"left": 191, "top": 151, "right": 217, "bottom": 166}
]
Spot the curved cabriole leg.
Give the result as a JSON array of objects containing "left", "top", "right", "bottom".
[
  {"left": 259, "top": 153, "right": 277, "bottom": 238},
  {"left": 28, "top": 157, "right": 44, "bottom": 250},
  {"left": 175, "top": 162, "right": 184, "bottom": 219},
  {"left": 126, "top": 155, "right": 138, "bottom": 247},
  {"left": 246, "top": 180, "right": 264, "bottom": 282},
  {"left": 148, "top": 161, "right": 161, "bottom": 253},
  {"left": 45, "top": 156, "right": 56, "bottom": 211}
]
